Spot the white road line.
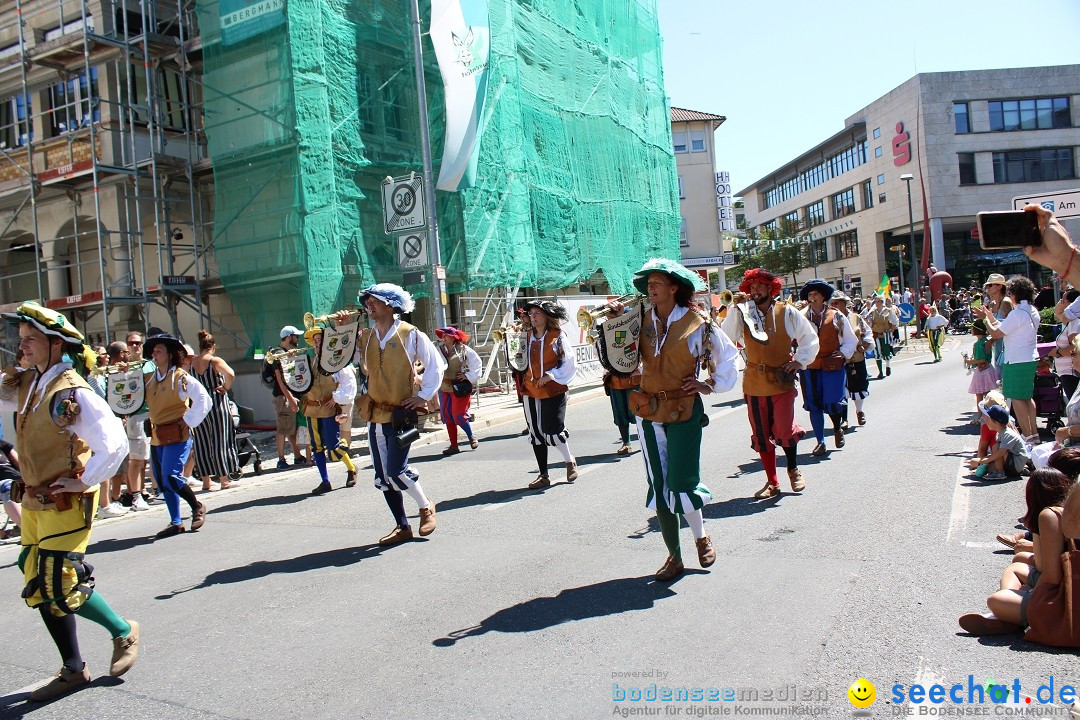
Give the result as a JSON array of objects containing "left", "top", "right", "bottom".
[
  {"left": 946, "top": 446, "right": 974, "bottom": 543},
  {"left": 962, "top": 541, "right": 999, "bottom": 549}
]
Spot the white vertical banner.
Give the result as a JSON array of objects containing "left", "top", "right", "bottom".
[{"left": 430, "top": 0, "right": 491, "bottom": 191}]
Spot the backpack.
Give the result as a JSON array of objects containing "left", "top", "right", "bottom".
[{"left": 260, "top": 356, "right": 277, "bottom": 389}]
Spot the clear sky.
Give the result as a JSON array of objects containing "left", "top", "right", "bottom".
[{"left": 656, "top": 0, "right": 1080, "bottom": 195}]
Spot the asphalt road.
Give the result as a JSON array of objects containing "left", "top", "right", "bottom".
[{"left": 1, "top": 336, "right": 1077, "bottom": 720}]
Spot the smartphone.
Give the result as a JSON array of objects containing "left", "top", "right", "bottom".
[{"left": 976, "top": 210, "right": 1041, "bottom": 250}]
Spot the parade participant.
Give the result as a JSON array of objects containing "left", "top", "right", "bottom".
[
  {"left": 605, "top": 367, "right": 640, "bottom": 455},
  {"left": 622, "top": 259, "right": 738, "bottom": 581},
  {"left": 831, "top": 292, "right": 872, "bottom": 427},
  {"left": 1, "top": 302, "right": 139, "bottom": 700},
  {"left": 270, "top": 326, "right": 303, "bottom": 469},
  {"left": 434, "top": 326, "right": 482, "bottom": 455},
  {"left": 798, "top": 280, "right": 856, "bottom": 456},
  {"left": 722, "top": 269, "right": 819, "bottom": 499},
  {"left": 355, "top": 284, "right": 445, "bottom": 545},
  {"left": 868, "top": 297, "right": 896, "bottom": 378},
  {"left": 97, "top": 341, "right": 131, "bottom": 519},
  {"left": 143, "top": 333, "right": 212, "bottom": 538},
  {"left": 925, "top": 306, "right": 948, "bottom": 362},
  {"left": 123, "top": 331, "right": 155, "bottom": 506},
  {"left": 519, "top": 300, "right": 578, "bottom": 488},
  {"left": 304, "top": 321, "right": 359, "bottom": 495}
]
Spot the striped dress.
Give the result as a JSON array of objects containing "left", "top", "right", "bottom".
[{"left": 190, "top": 360, "right": 240, "bottom": 478}]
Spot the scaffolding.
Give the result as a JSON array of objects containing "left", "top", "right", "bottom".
[{"left": 0, "top": 0, "right": 226, "bottom": 353}]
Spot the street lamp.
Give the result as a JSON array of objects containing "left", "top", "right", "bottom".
[
  {"left": 888, "top": 242, "right": 908, "bottom": 342},
  {"left": 900, "top": 173, "right": 917, "bottom": 304}
]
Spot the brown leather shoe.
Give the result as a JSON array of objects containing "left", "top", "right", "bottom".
[
  {"left": 696, "top": 536, "right": 716, "bottom": 568},
  {"left": 958, "top": 613, "right": 1022, "bottom": 636},
  {"left": 110, "top": 620, "right": 139, "bottom": 677},
  {"left": 857, "top": 411, "right": 866, "bottom": 426},
  {"left": 566, "top": 462, "right": 578, "bottom": 483},
  {"left": 345, "top": 470, "right": 357, "bottom": 488},
  {"left": 654, "top": 555, "right": 684, "bottom": 582},
  {"left": 616, "top": 444, "right": 632, "bottom": 455},
  {"left": 528, "top": 475, "right": 551, "bottom": 489},
  {"left": 754, "top": 482, "right": 781, "bottom": 499},
  {"left": 788, "top": 469, "right": 806, "bottom": 493},
  {"left": 811, "top": 442, "right": 826, "bottom": 457},
  {"left": 30, "top": 665, "right": 91, "bottom": 702},
  {"left": 190, "top": 503, "right": 207, "bottom": 531},
  {"left": 155, "top": 523, "right": 186, "bottom": 539},
  {"left": 418, "top": 504, "right": 437, "bottom": 536},
  {"left": 379, "top": 525, "right": 414, "bottom": 546},
  {"left": 834, "top": 426, "right": 845, "bottom": 448}
]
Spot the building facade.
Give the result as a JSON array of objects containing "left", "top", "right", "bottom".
[
  {"left": 738, "top": 65, "right": 1080, "bottom": 298},
  {"left": 671, "top": 106, "right": 727, "bottom": 283}
]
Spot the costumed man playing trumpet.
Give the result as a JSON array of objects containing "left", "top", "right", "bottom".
[
  {"left": 1, "top": 302, "right": 139, "bottom": 701},
  {"left": 304, "top": 322, "right": 359, "bottom": 495},
  {"left": 722, "top": 268, "right": 819, "bottom": 499},
  {"left": 355, "top": 284, "right": 445, "bottom": 545},
  {"left": 613, "top": 260, "right": 739, "bottom": 582}
]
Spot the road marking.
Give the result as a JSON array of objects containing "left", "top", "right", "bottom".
[
  {"left": 946, "top": 446, "right": 974, "bottom": 543},
  {"left": 962, "top": 541, "right": 999, "bottom": 549}
]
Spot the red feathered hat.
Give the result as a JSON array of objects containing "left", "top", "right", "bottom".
[
  {"left": 434, "top": 326, "right": 469, "bottom": 343},
  {"left": 739, "top": 268, "right": 782, "bottom": 298}
]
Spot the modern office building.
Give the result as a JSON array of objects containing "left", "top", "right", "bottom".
[{"left": 738, "top": 65, "right": 1080, "bottom": 297}]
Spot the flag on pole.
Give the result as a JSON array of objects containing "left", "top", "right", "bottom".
[
  {"left": 430, "top": 0, "right": 491, "bottom": 191},
  {"left": 875, "top": 273, "right": 890, "bottom": 296}
]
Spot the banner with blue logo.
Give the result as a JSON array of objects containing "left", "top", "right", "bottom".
[{"left": 430, "top": 0, "right": 490, "bottom": 191}]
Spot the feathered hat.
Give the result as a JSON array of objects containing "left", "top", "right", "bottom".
[
  {"left": 143, "top": 332, "right": 187, "bottom": 360},
  {"left": 2, "top": 301, "right": 85, "bottom": 348},
  {"left": 521, "top": 299, "right": 568, "bottom": 321},
  {"left": 632, "top": 258, "right": 706, "bottom": 294},
  {"left": 738, "top": 268, "right": 783, "bottom": 298},
  {"left": 435, "top": 326, "right": 469, "bottom": 343},
  {"left": 358, "top": 283, "right": 415, "bottom": 314}
]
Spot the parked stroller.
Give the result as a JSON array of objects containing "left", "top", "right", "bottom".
[
  {"left": 1034, "top": 344, "right": 1065, "bottom": 432},
  {"left": 230, "top": 401, "right": 263, "bottom": 479}
]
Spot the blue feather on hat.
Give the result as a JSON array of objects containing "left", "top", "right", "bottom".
[{"left": 359, "top": 283, "right": 415, "bottom": 313}]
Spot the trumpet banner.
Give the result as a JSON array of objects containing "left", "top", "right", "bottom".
[
  {"left": 107, "top": 368, "right": 145, "bottom": 416},
  {"left": 319, "top": 320, "right": 359, "bottom": 374},
  {"left": 282, "top": 352, "right": 314, "bottom": 395},
  {"left": 504, "top": 330, "right": 529, "bottom": 372},
  {"left": 596, "top": 304, "right": 642, "bottom": 376}
]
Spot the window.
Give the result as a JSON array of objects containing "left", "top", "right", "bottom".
[
  {"left": 861, "top": 180, "right": 874, "bottom": 209},
  {"left": 811, "top": 237, "right": 828, "bottom": 265},
  {"left": 672, "top": 131, "right": 687, "bottom": 154},
  {"left": 805, "top": 200, "right": 824, "bottom": 227},
  {"left": 831, "top": 187, "right": 856, "bottom": 218},
  {"left": 782, "top": 210, "right": 800, "bottom": 230},
  {"left": 47, "top": 67, "right": 99, "bottom": 136},
  {"left": 762, "top": 138, "right": 868, "bottom": 208},
  {"left": 0, "top": 93, "right": 31, "bottom": 147},
  {"left": 690, "top": 130, "right": 706, "bottom": 152},
  {"left": 954, "top": 102, "right": 970, "bottom": 134},
  {"left": 877, "top": 174, "right": 885, "bottom": 185},
  {"left": 872, "top": 128, "right": 881, "bottom": 139},
  {"left": 678, "top": 176, "right": 685, "bottom": 199},
  {"left": 989, "top": 97, "right": 1070, "bottom": 131},
  {"left": 992, "top": 148, "right": 1075, "bottom": 183},
  {"left": 122, "top": 63, "right": 189, "bottom": 131},
  {"left": 836, "top": 230, "right": 859, "bottom": 259},
  {"left": 958, "top": 152, "right": 976, "bottom": 185},
  {"left": 874, "top": 146, "right": 883, "bottom": 158},
  {"left": 679, "top": 218, "right": 689, "bottom": 247}
]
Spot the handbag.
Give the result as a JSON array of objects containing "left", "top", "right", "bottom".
[
  {"left": 1023, "top": 509, "right": 1080, "bottom": 647},
  {"left": 452, "top": 379, "right": 473, "bottom": 398},
  {"left": 391, "top": 407, "right": 420, "bottom": 449},
  {"left": 154, "top": 419, "right": 189, "bottom": 445}
]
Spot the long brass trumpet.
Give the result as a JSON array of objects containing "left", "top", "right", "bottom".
[
  {"left": 492, "top": 322, "right": 526, "bottom": 344},
  {"left": 576, "top": 293, "right": 644, "bottom": 330},
  {"left": 718, "top": 289, "right": 734, "bottom": 306},
  {"left": 91, "top": 361, "right": 135, "bottom": 376},
  {"left": 265, "top": 346, "right": 310, "bottom": 365},
  {"left": 303, "top": 308, "right": 364, "bottom": 330}
]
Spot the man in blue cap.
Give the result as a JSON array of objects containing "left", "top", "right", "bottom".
[{"left": 271, "top": 325, "right": 304, "bottom": 469}]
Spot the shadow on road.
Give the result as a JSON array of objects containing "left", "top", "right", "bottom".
[
  {"left": 432, "top": 574, "right": 699, "bottom": 647},
  {"left": 209, "top": 491, "right": 312, "bottom": 515},
  {"left": 153, "top": 543, "right": 390, "bottom": 599},
  {"left": 626, "top": 495, "right": 782, "bottom": 539},
  {"left": 436, "top": 486, "right": 546, "bottom": 512},
  {"left": 86, "top": 534, "right": 157, "bottom": 555},
  {"left": 0, "top": 676, "right": 123, "bottom": 714}
]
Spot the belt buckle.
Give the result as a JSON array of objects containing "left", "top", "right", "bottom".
[
  {"left": 655, "top": 390, "right": 668, "bottom": 401},
  {"left": 35, "top": 491, "right": 50, "bottom": 505}
]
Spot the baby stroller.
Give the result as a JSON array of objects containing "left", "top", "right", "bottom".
[
  {"left": 230, "top": 401, "right": 263, "bottom": 479},
  {"left": 1034, "top": 344, "right": 1065, "bottom": 432}
]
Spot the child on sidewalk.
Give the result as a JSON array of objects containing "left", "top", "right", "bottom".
[
  {"left": 965, "top": 319, "right": 1000, "bottom": 420},
  {"left": 969, "top": 405, "right": 1031, "bottom": 480}
]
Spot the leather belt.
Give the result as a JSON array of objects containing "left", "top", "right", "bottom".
[
  {"left": 639, "top": 388, "right": 697, "bottom": 402},
  {"left": 372, "top": 400, "right": 400, "bottom": 412}
]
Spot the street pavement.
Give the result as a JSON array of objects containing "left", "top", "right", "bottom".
[{"left": 1, "top": 335, "right": 1077, "bottom": 720}]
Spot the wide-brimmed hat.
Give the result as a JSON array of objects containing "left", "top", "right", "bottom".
[
  {"left": 304, "top": 324, "right": 325, "bottom": 346},
  {"left": 632, "top": 258, "right": 706, "bottom": 295},
  {"left": 2, "top": 301, "right": 84, "bottom": 346},
  {"left": 521, "top": 299, "right": 568, "bottom": 321},
  {"left": 799, "top": 278, "right": 836, "bottom": 302},
  {"left": 435, "top": 326, "right": 469, "bottom": 343},
  {"left": 143, "top": 333, "right": 186, "bottom": 360},
  {"left": 359, "top": 283, "right": 415, "bottom": 314},
  {"left": 829, "top": 291, "right": 851, "bottom": 304},
  {"left": 983, "top": 273, "right": 1007, "bottom": 288},
  {"left": 738, "top": 268, "right": 783, "bottom": 298}
]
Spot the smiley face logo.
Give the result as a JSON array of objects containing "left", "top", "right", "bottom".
[{"left": 847, "top": 679, "right": 876, "bottom": 709}]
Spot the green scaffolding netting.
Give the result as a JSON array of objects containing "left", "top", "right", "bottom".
[{"left": 195, "top": 0, "right": 680, "bottom": 349}]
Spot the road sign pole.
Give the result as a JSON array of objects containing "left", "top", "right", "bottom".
[{"left": 409, "top": 0, "right": 447, "bottom": 330}]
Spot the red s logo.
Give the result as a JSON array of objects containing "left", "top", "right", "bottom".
[{"left": 892, "top": 122, "right": 911, "bottom": 166}]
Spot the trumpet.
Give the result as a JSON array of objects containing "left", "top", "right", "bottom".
[
  {"left": 575, "top": 293, "right": 644, "bottom": 330},
  {"left": 718, "top": 289, "right": 734, "bottom": 307},
  {"left": 492, "top": 322, "right": 526, "bottom": 344},
  {"left": 303, "top": 308, "right": 364, "bottom": 330},
  {"left": 265, "top": 346, "right": 310, "bottom": 365},
  {"left": 91, "top": 362, "right": 135, "bottom": 376}
]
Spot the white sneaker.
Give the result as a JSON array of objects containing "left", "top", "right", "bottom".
[
  {"left": 98, "top": 501, "right": 128, "bottom": 519},
  {"left": 131, "top": 494, "right": 150, "bottom": 511}
]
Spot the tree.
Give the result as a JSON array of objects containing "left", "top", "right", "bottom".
[{"left": 725, "top": 217, "right": 811, "bottom": 289}]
